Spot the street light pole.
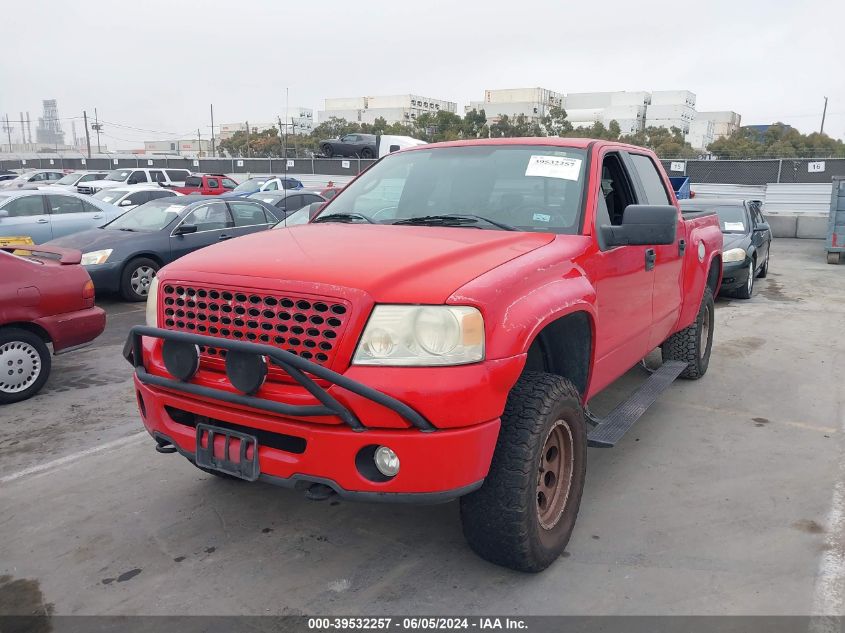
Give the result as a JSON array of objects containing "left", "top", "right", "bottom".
[{"left": 820, "top": 96, "right": 828, "bottom": 135}]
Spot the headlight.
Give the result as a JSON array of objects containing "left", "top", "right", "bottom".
[
  {"left": 81, "top": 249, "right": 113, "bottom": 265},
  {"left": 353, "top": 305, "right": 484, "bottom": 366},
  {"left": 145, "top": 276, "right": 160, "bottom": 327},
  {"left": 723, "top": 248, "right": 747, "bottom": 263}
]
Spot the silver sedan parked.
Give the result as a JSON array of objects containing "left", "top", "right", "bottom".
[{"left": 0, "top": 190, "right": 123, "bottom": 245}]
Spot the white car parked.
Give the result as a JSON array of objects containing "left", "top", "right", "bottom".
[
  {"left": 38, "top": 170, "right": 109, "bottom": 192},
  {"left": 92, "top": 185, "right": 182, "bottom": 211},
  {"left": 77, "top": 168, "right": 191, "bottom": 194}
]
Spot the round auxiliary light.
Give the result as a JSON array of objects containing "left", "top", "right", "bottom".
[
  {"left": 374, "top": 446, "right": 400, "bottom": 477},
  {"left": 162, "top": 340, "right": 200, "bottom": 382},
  {"left": 225, "top": 350, "right": 268, "bottom": 395},
  {"left": 414, "top": 308, "right": 460, "bottom": 356}
]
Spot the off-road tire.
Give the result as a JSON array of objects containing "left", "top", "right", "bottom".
[
  {"left": 661, "top": 286, "right": 714, "bottom": 379},
  {"left": 120, "top": 257, "right": 159, "bottom": 302},
  {"left": 460, "top": 372, "right": 587, "bottom": 573},
  {"left": 0, "top": 327, "right": 51, "bottom": 404}
]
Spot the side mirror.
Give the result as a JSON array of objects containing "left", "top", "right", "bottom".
[
  {"left": 754, "top": 222, "right": 770, "bottom": 232},
  {"left": 173, "top": 224, "right": 198, "bottom": 235},
  {"left": 601, "top": 205, "right": 678, "bottom": 247}
]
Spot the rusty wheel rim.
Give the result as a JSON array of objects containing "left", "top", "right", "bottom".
[{"left": 537, "top": 419, "right": 574, "bottom": 530}]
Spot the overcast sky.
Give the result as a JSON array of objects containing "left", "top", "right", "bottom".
[{"left": 2, "top": 0, "right": 842, "bottom": 149}]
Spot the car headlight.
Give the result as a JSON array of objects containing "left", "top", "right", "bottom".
[
  {"left": 723, "top": 248, "right": 747, "bottom": 263},
  {"left": 81, "top": 249, "right": 113, "bottom": 265},
  {"left": 145, "top": 276, "right": 160, "bottom": 327},
  {"left": 353, "top": 305, "right": 484, "bottom": 366}
]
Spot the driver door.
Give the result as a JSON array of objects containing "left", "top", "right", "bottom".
[
  {"left": 168, "top": 202, "right": 234, "bottom": 263},
  {"left": 587, "top": 150, "right": 657, "bottom": 394}
]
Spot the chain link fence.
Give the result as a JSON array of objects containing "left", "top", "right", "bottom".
[
  {"left": 2, "top": 154, "right": 844, "bottom": 186},
  {"left": 659, "top": 158, "right": 845, "bottom": 185}
]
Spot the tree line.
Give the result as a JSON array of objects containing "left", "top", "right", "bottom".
[{"left": 217, "top": 107, "right": 844, "bottom": 160}]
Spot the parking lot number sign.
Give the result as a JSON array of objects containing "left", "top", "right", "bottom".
[
  {"left": 670, "top": 161, "right": 685, "bottom": 172},
  {"left": 808, "top": 161, "right": 826, "bottom": 173},
  {"left": 237, "top": 160, "right": 244, "bottom": 167},
  {"left": 21, "top": 159, "right": 26, "bottom": 165},
  {"left": 81, "top": 159, "right": 86, "bottom": 165},
  {"left": 341, "top": 160, "right": 350, "bottom": 169},
  {"left": 147, "top": 159, "right": 153, "bottom": 166},
  {"left": 113, "top": 158, "right": 119, "bottom": 164},
  {"left": 287, "top": 160, "right": 295, "bottom": 168},
  {"left": 49, "top": 159, "right": 54, "bottom": 165},
  {"left": 193, "top": 160, "right": 199, "bottom": 167}
]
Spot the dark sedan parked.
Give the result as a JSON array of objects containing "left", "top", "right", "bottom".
[
  {"left": 247, "top": 190, "right": 325, "bottom": 215},
  {"left": 45, "top": 196, "right": 280, "bottom": 301},
  {"left": 319, "top": 133, "right": 377, "bottom": 158},
  {"left": 681, "top": 198, "right": 772, "bottom": 299}
]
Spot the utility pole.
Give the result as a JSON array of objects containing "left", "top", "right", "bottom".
[
  {"left": 92, "top": 108, "right": 102, "bottom": 153},
  {"left": 83, "top": 110, "right": 92, "bottom": 159},
  {"left": 197, "top": 128, "right": 202, "bottom": 157},
  {"left": 3, "top": 115, "right": 12, "bottom": 152},
  {"left": 821, "top": 96, "right": 828, "bottom": 135},
  {"left": 245, "top": 120, "right": 251, "bottom": 158},
  {"left": 210, "top": 104, "right": 215, "bottom": 157},
  {"left": 278, "top": 115, "right": 286, "bottom": 160}
]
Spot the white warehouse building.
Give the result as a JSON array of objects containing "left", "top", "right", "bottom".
[
  {"left": 465, "top": 87, "right": 564, "bottom": 123},
  {"left": 318, "top": 94, "right": 458, "bottom": 126},
  {"left": 696, "top": 111, "right": 742, "bottom": 140},
  {"left": 563, "top": 91, "right": 651, "bottom": 134}
]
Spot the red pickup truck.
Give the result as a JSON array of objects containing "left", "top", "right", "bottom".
[
  {"left": 168, "top": 174, "right": 238, "bottom": 195},
  {"left": 125, "top": 138, "right": 722, "bottom": 571},
  {"left": 1, "top": 245, "right": 106, "bottom": 403}
]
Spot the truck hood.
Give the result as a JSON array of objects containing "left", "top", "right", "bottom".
[
  {"left": 164, "top": 224, "right": 556, "bottom": 303},
  {"left": 79, "top": 180, "right": 122, "bottom": 190}
]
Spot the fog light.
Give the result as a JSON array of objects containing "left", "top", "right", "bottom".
[
  {"left": 162, "top": 340, "right": 200, "bottom": 382},
  {"left": 374, "top": 446, "right": 400, "bottom": 477}
]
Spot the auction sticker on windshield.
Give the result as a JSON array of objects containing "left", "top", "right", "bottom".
[
  {"left": 525, "top": 155, "right": 582, "bottom": 180},
  {"left": 724, "top": 222, "right": 744, "bottom": 231}
]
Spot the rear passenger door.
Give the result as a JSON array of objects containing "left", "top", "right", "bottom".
[
  {"left": 626, "top": 151, "right": 683, "bottom": 349},
  {"left": 227, "top": 201, "right": 278, "bottom": 236},
  {"left": 0, "top": 195, "right": 52, "bottom": 243},
  {"left": 46, "top": 194, "right": 103, "bottom": 238}
]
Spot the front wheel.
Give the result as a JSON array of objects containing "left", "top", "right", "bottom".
[
  {"left": 120, "top": 257, "right": 159, "bottom": 302},
  {"left": 0, "top": 327, "right": 51, "bottom": 404},
  {"left": 733, "top": 258, "right": 755, "bottom": 299},
  {"left": 661, "top": 286, "right": 714, "bottom": 379},
  {"left": 460, "top": 372, "right": 587, "bottom": 572}
]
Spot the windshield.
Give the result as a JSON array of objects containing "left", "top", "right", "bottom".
[
  {"left": 55, "top": 173, "right": 81, "bottom": 185},
  {"left": 713, "top": 206, "right": 748, "bottom": 233},
  {"left": 105, "top": 169, "right": 132, "bottom": 182},
  {"left": 103, "top": 199, "right": 190, "bottom": 231},
  {"left": 319, "top": 145, "right": 587, "bottom": 233},
  {"left": 232, "top": 178, "right": 267, "bottom": 193},
  {"left": 93, "top": 189, "right": 129, "bottom": 204}
]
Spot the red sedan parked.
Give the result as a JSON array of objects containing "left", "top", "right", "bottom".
[{"left": 0, "top": 245, "right": 106, "bottom": 403}]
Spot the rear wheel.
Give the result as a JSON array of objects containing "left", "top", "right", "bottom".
[
  {"left": 460, "top": 372, "right": 586, "bottom": 572},
  {"left": 120, "top": 257, "right": 159, "bottom": 302},
  {"left": 661, "top": 286, "right": 714, "bottom": 379},
  {"left": 0, "top": 327, "right": 51, "bottom": 404},
  {"left": 827, "top": 252, "right": 841, "bottom": 265},
  {"left": 321, "top": 145, "right": 333, "bottom": 158},
  {"left": 361, "top": 147, "right": 374, "bottom": 159}
]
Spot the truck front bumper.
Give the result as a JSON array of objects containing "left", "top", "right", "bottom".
[{"left": 126, "top": 326, "right": 503, "bottom": 501}]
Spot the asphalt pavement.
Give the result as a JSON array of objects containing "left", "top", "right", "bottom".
[{"left": 1, "top": 239, "right": 843, "bottom": 617}]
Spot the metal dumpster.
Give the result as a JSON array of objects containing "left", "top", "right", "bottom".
[
  {"left": 826, "top": 177, "right": 845, "bottom": 264},
  {"left": 669, "top": 176, "right": 691, "bottom": 200}
]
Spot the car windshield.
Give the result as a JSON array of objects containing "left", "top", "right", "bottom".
[
  {"left": 317, "top": 144, "right": 587, "bottom": 233},
  {"left": 55, "top": 173, "right": 81, "bottom": 185},
  {"left": 103, "top": 199, "right": 190, "bottom": 231},
  {"left": 232, "top": 178, "right": 267, "bottom": 193},
  {"left": 712, "top": 205, "right": 748, "bottom": 233},
  {"left": 104, "top": 169, "right": 132, "bottom": 182},
  {"left": 93, "top": 189, "right": 129, "bottom": 204}
]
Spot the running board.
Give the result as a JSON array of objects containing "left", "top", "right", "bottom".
[{"left": 587, "top": 360, "right": 687, "bottom": 448}]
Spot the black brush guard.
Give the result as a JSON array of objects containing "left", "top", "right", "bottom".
[{"left": 124, "top": 325, "right": 435, "bottom": 433}]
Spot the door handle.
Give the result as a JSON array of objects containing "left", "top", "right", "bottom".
[
  {"left": 92, "top": 214, "right": 103, "bottom": 219},
  {"left": 645, "top": 248, "right": 656, "bottom": 271},
  {"left": 36, "top": 218, "right": 49, "bottom": 224},
  {"left": 678, "top": 239, "right": 686, "bottom": 256},
  {"left": 218, "top": 234, "right": 232, "bottom": 241}
]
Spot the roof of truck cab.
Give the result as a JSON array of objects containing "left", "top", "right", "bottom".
[{"left": 400, "top": 137, "right": 663, "bottom": 154}]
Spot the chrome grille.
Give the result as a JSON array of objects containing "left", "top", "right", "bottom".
[{"left": 160, "top": 283, "right": 350, "bottom": 373}]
